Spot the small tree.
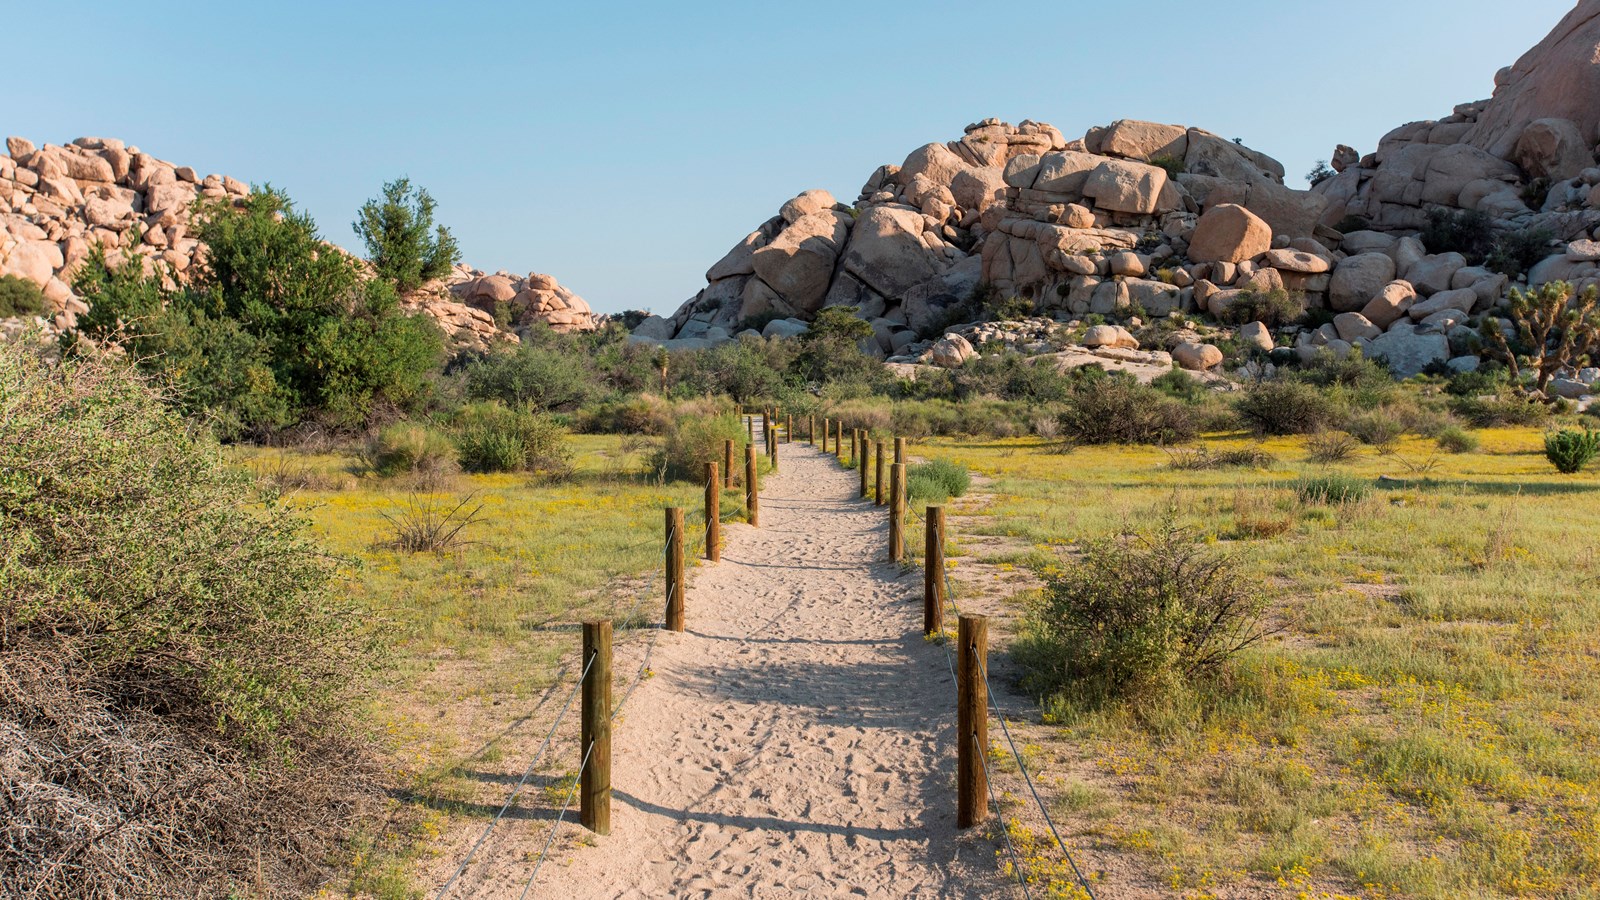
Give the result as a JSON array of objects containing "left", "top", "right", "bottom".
[
  {"left": 1545, "top": 428, "right": 1600, "bottom": 474},
  {"left": 353, "top": 177, "right": 460, "bottom": 293},
  {"left": 1480, "top": 280, "right": 1600, "bottom": 393}
]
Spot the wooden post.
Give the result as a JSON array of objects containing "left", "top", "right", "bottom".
[
  {"left": 745, "top": 445, "right": 759, "bottom": 527},
  {"left": 835, "top": 420, "right": 843, "bottom": 457},
  {"left": 769, "top": 424, "right": 779, "bottom": 470},
  {"left": 665, "top": 508, "right": 685, "bottom": 632},
  {"left": 850, "top": 428, "right": 859, "bottom": 467},
  {"left": 786, "top": 414, "right": 793, "bottom": 443},
  {"left": 925, "top": 506, "right": 946, "bottom": 636},
  {"left": 823, "top": 418, "right": 830, "bottom": 453},
  {"left": 875, "top": 441, "right": 886, "bottom": 506},
  {"left": 762, "top": 410, "right": 771, "bottom": 450},
  {"left": 809, "top": 414, "right": 815, "bottom": 446},
  {"left": 580, "top": 619, "right": 612, "bottom": 835},
  {"left": 859, "top": 435, "right": 870, "bottom": 498},
  {"left": 957, "top": 614, "right": 988, "bottom": 829},
  {"left": 723, "top": 439, "right": 734, "bottom": 489},
  {"left": 747, "top": 415, "right": 754, "bottom": 443},
  {"left": 895, "top": 436, "right": 906, "bottom": 464},
  {"left": 705, "top": 462, "right": 719, "bottom": 563},
  {"left": 889, "top": 463, "right": 906, "bottom": 562}
]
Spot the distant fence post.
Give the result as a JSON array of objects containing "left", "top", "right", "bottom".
[
  {"left": 809, "top": 414, "right": 815, "bottom": 446},
  {"left": 889, "top": 463, "right": 906, "bottom": 562},
  {"left": 580, "top": 619, "right": 612, "bottom": 835},
  {"left": 851, "top": 428, "right": 859, "bottom": 467},
  {"left": 823, "top": 418, "right": 830, "bottom": 453},
  {"left": 786, "top": 414, "right": 793, "bottom": 443},
  {"left": 723, "top": 439, "right": 734, "bottom": 489},
  {"left": 745, "top": 445, "right": 759, "bottom": 527},
  {"left": 957, "top": 614, "right": 988, "bottom": 829},
  {"left": 762, "top": 409, "right": 771, "bottom": 449},
  {"left": 925, "top": 506, "right": 945, "bottom": 636},
  {"left": 769, "top": 423, "right": 779, "bottom": 470},
  {"left": 835, "top": 420, "right": 843, "bottom": 458},
  {"left": 875, "top": 440, "right": 886, "bottom": 506},
  {"left": 746, "top": 415, "right": 754, "bottom": 444},
  {"left": 705, "top": 462, "right": 719, "bottom": 563},
  {"left": 859, "top": 436, "right": 870, "bottom": 498},
  {"left": 894, "top": 436, "right": 906, "bottom": 465},
  {"left": 665, "top": 508, "right": 685, "bottom": 631}
]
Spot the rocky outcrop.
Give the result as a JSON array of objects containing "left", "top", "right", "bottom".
[{"left": 0, "top": 136, "right": 592, "bottom": 348}]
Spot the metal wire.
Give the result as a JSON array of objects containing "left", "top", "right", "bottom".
[
  {"left": 971, "top": 644, "right": 1097, "bottom": 900},
  {"left": 974, "top": 730, "right": 1032, "bottom": 900},
  {"left": 518, "top": 739, "right": 597, "bottom": 899},
  {"left": 434, "top": 650, "right": 597, "bottom": 898}
]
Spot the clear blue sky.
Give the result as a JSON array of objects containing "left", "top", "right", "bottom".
[{"left": 9, "top": 0, "right": 1577, "bottom": 313}]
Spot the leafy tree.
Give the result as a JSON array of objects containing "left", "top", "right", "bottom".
[
  {"left": 74, "top": 186, "right": 444, "bottom": 438},
  {"left": 794, "top": 306, "right": 879, "bottom": 385},
  {"left": 1480, "top": 280, "right": 1600, "bottom": 393},
  {"left": 353, "top": 177, "right": 460, "bottom": 293}
]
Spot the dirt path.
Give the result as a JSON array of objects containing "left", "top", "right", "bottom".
[{"left": 521, "top": 440, "right": 1019, "bottom": 899}]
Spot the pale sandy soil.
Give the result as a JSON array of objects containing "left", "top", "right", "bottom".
[{"left": 430, "top": 439, "right": 1024, "bottom": 898}]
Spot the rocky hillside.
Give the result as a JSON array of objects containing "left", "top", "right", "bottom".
[
  {"left": 0, "top": 137, "right": 595, "bottom": 347},
  {"left": 634, "top": 0, "right": 1600, "bottom": 394}
]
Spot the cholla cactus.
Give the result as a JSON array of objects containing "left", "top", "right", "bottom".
[{"left": 1479, "top": 280, "right": 1600, "bottom": 392}]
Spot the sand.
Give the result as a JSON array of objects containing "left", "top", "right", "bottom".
[{"left": 514, "top": 438, "right": 1021, "bottom": 899}]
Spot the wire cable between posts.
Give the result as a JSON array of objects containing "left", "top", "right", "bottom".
[
  {"left": 518, "top": 739, "right": 597, "bottom": 898},
  {"left": 971, "top": 644, "right": 1098, "bottom": 900},
  {"left": 974, "top": 731, "right": 1032, "bottom": 900}
]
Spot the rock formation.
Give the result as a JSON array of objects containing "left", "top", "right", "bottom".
[{"left": 0, "top": 136, "right": 594, "bottom": 349}]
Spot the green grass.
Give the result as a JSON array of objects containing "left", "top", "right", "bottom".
[{"left": 916, "top": 428, "right": 1600, "bottom": 899}]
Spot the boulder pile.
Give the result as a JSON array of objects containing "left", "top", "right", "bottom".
[
  {"left": 635, "top": 0, "right": 1600, "bottom": 387},
  {"left": 0, "top": 136, "right": 593, "bottom": 348}
]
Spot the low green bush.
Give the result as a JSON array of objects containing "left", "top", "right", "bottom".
[
  {"left": 366, "top": 421, "right": 458, "bottom": 477},
  {"left": 1344, "top": 410, "right": 1405, "bottom": 448},
  {"left": 452, "top": 402, "right": 572, "bottom": 476},
  {"left": 907, "top": 459, "right": 971, "bottom": 505},
  {"left": 1434, "top": 425, "right": 1481, "bottom": 454},
  {"left": 1452, "top": 394, "right": 1551, "bottom": 427},
  {"left": 1295, "top": 474, "right": 1371, "bottom": 504},
  {"left": 1058, "top": 375, "right": 1196, "bottom": 445},
  {"left": 1235, "top": 379, "right": 1338, "bottom": 436},
  {"left": 1220, "top": 288, "right": 1306, "bottom": 328},
  {"left": 652, "top": 410, "right": 746, "bottom": 482},
  {"left": 0, "top": 274, "right": 47, "bottom": 317},
  {"left": 1014, "top": 520, "right": 1270, "bottom": 705},
  {"left": 1545, "top": 428, "right": 1600, "bottom": 474}
]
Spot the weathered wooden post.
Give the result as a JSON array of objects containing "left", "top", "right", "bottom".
[
  {"left": 580, "top": 619, "right": 612, "bottom": 834},
  {"left": 762, "top": 409, "right": 771, "bottom": 450},
  {"left": 850, "top": 428, "right": 859, "bottom": 467},
  {"left": 786, "top": 414, "right": 793, "bottom": 443},
  {"left": 957, "top": 614, "right": 988, "bottom": 829},
  {"left": 723, "top": 439, "right": 734, "bottom": 489},
  {"left": 769, "top": 423, "right": 779, "bottom": 470},
  {"left": 665, "top": 508, "right": 685, "bottom": 631},
  {"left": 823, "top": 418, "right": 830, "bottom": 453},
  {"left": 835, "top": 420, "right": 843, "bottom": 457},
  {"left": 705, "top": 462, "right": 719, "bottom": 563},
  {"left": 747, "top": 415, "right": 754, "bottom": 443},
  {"left": 895, "top": 436, "right": 906, "bottom": 464},
  {"left": 809, "top": 414, "right": 816, "bottom": 446},
  {"left": 875, "top": 440, "right": 886, "bottom": 506},
  {"left": 925, "top": 506, "right": 946, "bottom": 636},
  {"left": 889, "top": 463, "right": 906, "bottom": 562},
  {"left": 745, "top": 445, "right": 759, "bottom": 527},
  {"left": 859, "top": 435, "right": 870, "bottom": 498}
]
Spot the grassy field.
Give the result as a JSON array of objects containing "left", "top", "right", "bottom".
[
  {"left": 916, "top": 430, "right": 1600, "bottom": 899},
  {"left": 231, "top": 436, "right": 750, "bottom": 896}
]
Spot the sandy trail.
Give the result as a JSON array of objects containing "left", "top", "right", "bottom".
[{"left": 525, "top": 437, "right": 1019, "bottom": 899}]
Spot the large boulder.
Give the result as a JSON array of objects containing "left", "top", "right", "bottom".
[
  {"left": 1172, "top": 342, "right": 1223, "bottom": 371},
  {"left": 1098, "top": 120, "right": 1189, "bottom": 162},
  {"left": 841, "top": 207, "right": 944, "bottom": 299},
  {"left": 1, "top": 240, "right": 64, "bottom": 287},
  {"left": 1082, "top": 159, "right": 1170, "bottom": 214},
  {"left": 894, "top": 143, "right": 972, "bottom": 190},
  {"left": 1082, "top": 324, "right": 1139, "bottom": 350},
  {"left": 1512, "top": 117, "right": 1594, "bottom": 181},
  {"left": 1360, "top": 281, "right": 1418, "bottom": 328},
  {"left": 930, "top": 333, "right": 975, "bottom": 368},
  {"left": 780, "top": 189, "right": 836, "bottom": 224},
  {"left": 1329, "top": 253, "right": 1398, "bottom": 312},
  {"left": 1467, "top": 2, "right": 1600, "bottom": 158},
  {"left": 1187, "top": 204, "right": 1271, "bottom": 263},
  {"left": 1366, "top": 325, "right": 1451, "bottom": 378},
  {"left": 750, "top": 211, "right": 850, "bottom": 314}
]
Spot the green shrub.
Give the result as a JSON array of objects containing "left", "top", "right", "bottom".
[
  {"left": 452, "top": 402, "right": 572, "bottom": 475},
  {"left": 907, "top": 459, "right": 971, "bottom": 505},
  {"left": 1015, "top": 520, "right": 1270, "bottom": 705},
  {"left": 574, "top": 394, "right": 674, "bottom": 435},
  {"left": 1452, "top": 394, "right": 1551, "bottom": 427},
  {"left": 653, "top": 410, "right": 746, "bottom": 482},
  {"left": 1220, "top": 288, "right": 1306, "bottom": 328},
  {"left": 1151, "top": 366, "right": 1210, "bottom": 403},
  {"left": 1149, "top": 154, "right": 1186, "bottom": 179},
  {"left": 366, "top": 421, "right": 458, "bottom": 477},
  {"left": 986, "top": 294, "right": 1036, "bottom": 322},
  {"left": 1167, "top": 446, "right": 1275, "bottom": 470},
  {"left": 1235, "top": 379, "right": 1338, "bottom": 436},
  {"left": 0, "top": 343, "right": 375, "bottom": 894},
  {"left": 1445, "top": 366, "right": 1510, "bottom": 397},
  {"left": 0, "top": 274, "right": 46, "bottom": 317},
  {"left": 1344, "top": 410, "right": 1405, "bottom": 448},
  {"left": 1305, "top": 431, "right": 1361, "bottom": 464},
  {"left": 1434, "top": 425, "right": 1480, "bottom": 454},
  {"left": 353, "top": 177, "right": 460, "bottom": 293},
  {"left": 1294, "top": 474, "right": 1371, "bottom": 504},
  {"left": 1545, "top": 428, "right": 1600, "bottom": 474},
  {"left": 1059, "top": 375, "right": 1197, "bottom": 445},
  {"left": 1421, "top": 208, "right": 1496, "bottom": 259},
  {"left": 466, "top": 344, "right": 595, "bottom": 412}
]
